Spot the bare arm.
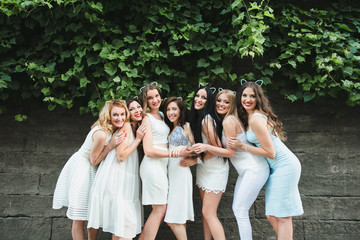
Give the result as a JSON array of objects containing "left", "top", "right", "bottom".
[
  {"left": 89, "top": 129, "right": 125, "bottom": 166},
  {"left": 193, "top": 116, "right": 237, "bottom": 158},
  {"left": 116, "top": 123, "right": 146, "bottom": 162},
  {"left": 200, "top": 117, "right": 222, "bottom": 160},
  {"left": 227, "top": 115, "right": 275, "bottom": 159}
]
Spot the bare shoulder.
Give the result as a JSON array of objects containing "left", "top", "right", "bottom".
[{"left": 92, "top": 128, "right": 108, "bottom": 141}]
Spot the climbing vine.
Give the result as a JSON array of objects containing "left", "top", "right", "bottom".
[{"left": 0, "top": 0, "right": 359, "bottom": 120}]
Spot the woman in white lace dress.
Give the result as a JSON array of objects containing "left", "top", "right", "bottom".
[
  {"left": 53, "top": 100, "right": 125, "bottom": 240},
  {"left": 189, "top": 86, "right": 229, "bottom": 240}
]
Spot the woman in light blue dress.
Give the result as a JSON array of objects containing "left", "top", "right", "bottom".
[{"left": 227, "top": 81, "right": 303, "bottom": 240}]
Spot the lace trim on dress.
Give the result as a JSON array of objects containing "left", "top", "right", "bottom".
[{"left": 196, "top": 184, "right": 225, "bottom": 194}]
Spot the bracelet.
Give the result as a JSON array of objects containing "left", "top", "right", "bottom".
[{"left": 245, "top": 144, "right": 248, "bottom": 151}]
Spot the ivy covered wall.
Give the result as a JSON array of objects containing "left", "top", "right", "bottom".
[{"left": 0, "top": 0, "right": 359, "bottom": 120}]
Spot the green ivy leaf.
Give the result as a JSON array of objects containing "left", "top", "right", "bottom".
[
  {"left": 197, "top": 58, "right": 210, "bottom": 68},
  {"left": 104, "top": 62, "right": 117, "bottom": 76}
]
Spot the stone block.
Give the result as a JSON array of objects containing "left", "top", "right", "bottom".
[
  {"left": 301, "top": 196, "right": 332, "bottom": 220},
  {"left": 51, "top": 217, "right": 72, "bottom": 240},
  {"left": 3, "top": 152, "right": 70, "bottom": 174},
  {"left": 300, "top": 174, "right": 360, "bottom": 196},
  {"left": 0, "top": 173, "right": 39, "bottom": 195},
  {"left": 39, "top": 173, "right": 58, "bottom": 196},
  {"left": 36, "top": 131, "right": 84, "bottom": 155},
  {"left": 289, "top": 132, "right": 339, "bottom": 154},
  {"left": 0, "top": 217, "right": 51, "bottom": 240},
  {"left": 304, "top": 220, "right": 360, "bottom": 240},
  {"left": 0, "top": 195, "right": 60, "bottom": 217},
  {"left": 331, "top": 197, "right": 360, "bottom": 220},
  {"left": 0, "top": 133, "right": 35, "bottom": 152}
]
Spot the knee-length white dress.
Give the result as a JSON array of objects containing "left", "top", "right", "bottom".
[
  {"left": 52, "top": 126, "right": 112, "bottom": 220},
  {"left": 140, "top": 113, "right": 170, "bottom": 205},
  {"left": 164, "top": 126, "right": 194, "bottom": 224},
  {"left": 87, "top": 131, "right": 142, "bottom": 238}
]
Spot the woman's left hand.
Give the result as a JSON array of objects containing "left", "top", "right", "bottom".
[{"left": 136, "top": 124, "right": 147, "bottom": 140}]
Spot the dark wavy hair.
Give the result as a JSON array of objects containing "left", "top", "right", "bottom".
[
  {"left": 237, "top": 81, "right": 286, "bottom": 141},
  {"left": 126, "top": 98, "right": 144, "bottom": 132},
  {"left": 189, "top": 86, "right": 223, "bottom": 159},
  {"left": 163, "top": 97, "right": 188, "bottom": 132}
]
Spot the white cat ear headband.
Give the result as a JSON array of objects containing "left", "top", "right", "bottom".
[
  {"left": 218, "top": 87, "right": 236, "bottom": 96},
  {"left": 139, "top": 81, "right": 158, "bottom": 93},
  {"left": 198, "top": 82, "right": 216, "bottom": 94},
  {"left": 240, "top": 79, "right": 264, "bottom": 86}
]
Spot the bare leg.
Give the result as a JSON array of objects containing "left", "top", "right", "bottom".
[
  {"left": 138, "top": 204, "right": 167, "bottom": 240},
  {"left": 167, "top": 223, "right": 187, "bottom": 240},
  {"left": 277, "top": 217, "right": 293, "bottom": 240},
  {"left": 199, "top": 189, "right": 212, "bottom": 240},
  {"left": 201, "top": 191, "right": 225, "bottom": 240},
  {"left": 87, "top": 227, "right": 98, "bottom": 240},
  {"left": 72, "top": 220, "right": 85, "bottom": 240},
  {"left": 266, "top": 215, "right": 279, "bottom": 235}
]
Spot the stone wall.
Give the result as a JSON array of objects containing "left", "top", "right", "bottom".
[{"left": 0, "top": 98, "right": 359, "bottom": 240}]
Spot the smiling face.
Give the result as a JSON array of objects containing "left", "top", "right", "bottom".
[
  {"left": 216, "top": 93, "right": 230, "bottom": 116},
  {"left": 146, "top": 89, "right": 161, "bottom": 110},
  {"left": 128, "top": 101, "right": 143, "bottom": 122},
  {"left": 194, "top": 88, "right": 207, "bottom": 110},
  {"left": 241, "top": 87, "right": 257, "bottom": 111},
  {"left": 110, "top": 106, "right": 127, "bottom": 130},
  {"left": 166, "top": 101, "right": 180, "bottom": 125}
]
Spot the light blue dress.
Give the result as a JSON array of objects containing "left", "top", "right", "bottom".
[{"left": 246, "top": 113, "right": 303, "bottom": 217}]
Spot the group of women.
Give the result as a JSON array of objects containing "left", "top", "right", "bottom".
[{"left": 53, "top": 81, "right": 303, "bottom": 240}]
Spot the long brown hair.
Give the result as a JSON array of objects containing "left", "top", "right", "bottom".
[
  {"left": 238, "top": 82, "right": 286, "bottom": 141},
  {"left": 140, "top": 83, "right": 162, "bottom": 113},
  {"left": 163, "top": 97, "right": 187, "bottom": 132}
]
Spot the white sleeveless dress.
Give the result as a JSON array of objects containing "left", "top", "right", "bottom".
[
  {"left": 196, "top": 115, "right": 229, "bottom": 193},
  {"left": 164, "top": 126, "right": 194, "bottom": 223},
  {"left": 225, "top": 119, "right": 269, "bottom": 175},
  {"left": 140, "top": 113, "right": 170, "bottom": 205},
  {"left": 52, "top": 126, "right": 112, "bottom": 220},
  {"left": 87, "top": 131, "right": 142, "bottom": 238}
]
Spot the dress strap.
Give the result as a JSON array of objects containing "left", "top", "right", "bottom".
[
  {"left": 250, "top": 112, "right": 267, "bottom": 120},
  {"left": 227, "top": 115, "right": 244, "bottom": 133}
]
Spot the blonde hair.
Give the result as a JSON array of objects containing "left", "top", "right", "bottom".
[
  {"left": 91, "top": 99, "right": 129, "bottom": 133},
  {"left": 215, "top": 89, "right": 238, "bottom": 119}
]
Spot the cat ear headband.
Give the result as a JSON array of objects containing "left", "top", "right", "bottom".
[
  {"left": 139, "top": 81, "right": 158, "bottom": 93},
  {"left": 198, "top": 82, "right": 216, "bottom": 94},
  {"left": 240, "top": 79, "right": 264, "bottom": 86},
  {"left": 218, "top": 87, "right": 236, "bottom": 96}
]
